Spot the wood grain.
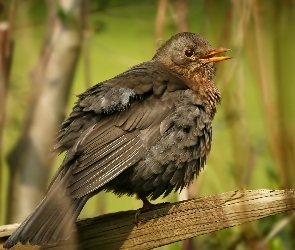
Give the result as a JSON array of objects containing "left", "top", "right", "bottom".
[{"left": 1, "top": 189, "right": 295, "bottom": 249}]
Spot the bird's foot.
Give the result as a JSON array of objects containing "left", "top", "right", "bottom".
[
  {"left": 134, "top": 199, "right": 154, "bottom": 227},
  {"left": 134, "top": 198, "right": 170, "bottom": 227}
]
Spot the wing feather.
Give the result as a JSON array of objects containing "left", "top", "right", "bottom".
[
  {"left": 68, "top": 137, "right": 146, "bottom": 198},
  {"left": 51, "top": 63, "right": 186, "bottom": 200},
  {"left": 64, "top": 97, "right": 176, "bottom": 198}
]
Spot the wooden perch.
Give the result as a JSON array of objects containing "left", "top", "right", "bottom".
[{"left": 1, "top": 189, "right": 295, "bottom": 249}]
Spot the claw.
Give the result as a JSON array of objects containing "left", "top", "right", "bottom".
[{"left": 134, "top": 198, "right": 155, "bottom": 227}]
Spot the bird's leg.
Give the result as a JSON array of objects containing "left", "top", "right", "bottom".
[
  {"left": 134, "top": 197, "right": 155, "bottom": 226},
  {"left": 134, "top": 197, "right": 171, "bottom": 226},
  {"left": 140, "top": 196, "right": 155, "bottom": 211}
]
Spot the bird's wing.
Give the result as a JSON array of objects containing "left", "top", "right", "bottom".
[
  {"left": 50, "top": 62, "right": 187, "bottom": 198},
  {"left": 64, "top": 96, "right": 174, "bottom": 198},
  {"left": 53, "top": 61, "right": 186, "bottom": 153}
]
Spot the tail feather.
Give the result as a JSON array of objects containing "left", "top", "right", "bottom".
[{"left": 3, "top": 174, "right": 88, "bottom": 249}]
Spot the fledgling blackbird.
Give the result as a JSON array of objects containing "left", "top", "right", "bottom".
[{"left": 4, "top": 32, "right": 230, "bottom": 248}]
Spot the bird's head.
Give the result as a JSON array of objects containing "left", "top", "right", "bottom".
[{"left": 153, "top": 32, "right": 231, "bottom": 92}]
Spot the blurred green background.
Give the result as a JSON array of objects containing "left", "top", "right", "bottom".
[{"left": 1, "top": 0, "right": 295, "bottom": 249}]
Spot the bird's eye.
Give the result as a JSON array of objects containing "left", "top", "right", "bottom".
[{"left": 184, "top": 49, "right": 194, "bottom": 58}]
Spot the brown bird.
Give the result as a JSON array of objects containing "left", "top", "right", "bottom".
[{"left": 4, "top": 32, "right": 230, "bottom": 248}]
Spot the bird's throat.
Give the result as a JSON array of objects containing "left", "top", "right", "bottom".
[
  {"left": 198, "top": 80, "right": 221, "bottom": 117},
  {"left": 182, "top": 72, "right": 221, "bottom": 117}
]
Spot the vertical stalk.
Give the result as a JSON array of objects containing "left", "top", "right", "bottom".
[{"left": 155, "top": 0, "right": 168, "bottom": 49}]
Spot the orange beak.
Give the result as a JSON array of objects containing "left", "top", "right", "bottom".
[{"left": 199, "top": 48, "right": 231, "bottom": 63}]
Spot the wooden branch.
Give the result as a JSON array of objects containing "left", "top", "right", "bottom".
[{"left": 1, "top": 189, "right": 295, "bottom": 249}]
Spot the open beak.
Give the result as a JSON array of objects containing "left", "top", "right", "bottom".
[{"left": 199, "top": 48, "right": 231, "bottom": 63}]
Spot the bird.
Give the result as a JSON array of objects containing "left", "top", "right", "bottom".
[{"left": 4, "top": 32, "right": 231, "bottom": 248}]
